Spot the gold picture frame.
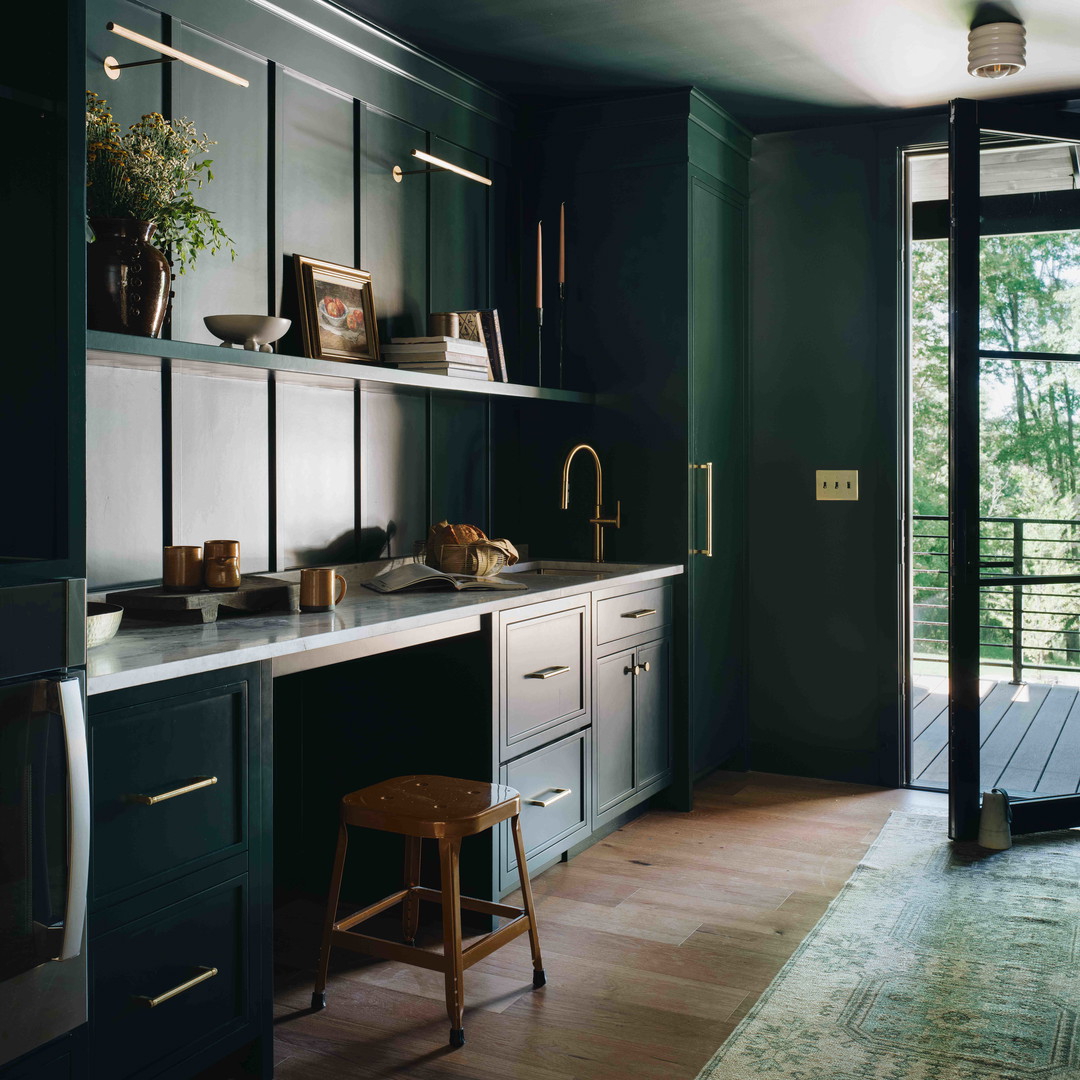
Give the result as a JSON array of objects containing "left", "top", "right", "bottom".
[{"left": 295, "top": 254, "right": 380, "bottom": 363}]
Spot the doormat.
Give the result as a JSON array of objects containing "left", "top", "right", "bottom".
[{"left": 696, "top": 810, "right": 1080, "bottom": 1080}]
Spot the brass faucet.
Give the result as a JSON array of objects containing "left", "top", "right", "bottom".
[{"left": 560, "top": 443, "right": 621, "bottom": 562}]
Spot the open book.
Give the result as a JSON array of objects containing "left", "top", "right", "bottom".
[{"left": 363, "top": 562, "right": 528, "bottom": 593}]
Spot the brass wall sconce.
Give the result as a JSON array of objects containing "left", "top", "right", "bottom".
[
  {"left": 103, "top": 22, "right": 250, "bottom": 88},
  {"left": 392, "top": 149, "right": 493, "bottom": 187}
]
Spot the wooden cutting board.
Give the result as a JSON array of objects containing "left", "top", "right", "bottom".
[{"left": 106, "top": 576, "right": 299, "bottom": 624}]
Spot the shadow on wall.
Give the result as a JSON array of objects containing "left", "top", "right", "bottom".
[{"left": 294, "top": 522, "right": 397, "bottom": 566}]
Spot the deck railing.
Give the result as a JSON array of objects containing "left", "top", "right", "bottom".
[{"left": 913, "top": 514, "right": 1080, "bottom": 683}]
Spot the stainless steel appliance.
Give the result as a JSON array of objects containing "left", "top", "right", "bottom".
[{"left": 0, "top": 584, "right": 89, "bottom": 1068}]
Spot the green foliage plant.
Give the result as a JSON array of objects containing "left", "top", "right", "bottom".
[{"left": 85, "top": 91, "right": 236, "bottom": 273}]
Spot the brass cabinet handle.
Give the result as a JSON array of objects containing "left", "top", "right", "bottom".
[
  {"left": 641, "top": 661, "right": 651, "bottom": 673},
  {"left": 524, "top": 665, "right": 571, "bottom": 680},
  {"left": 624, "top": 662, "right": 650, "bottom": 676},
  {"left": 690, "top": 462, "right": 713, "bottom": 557},
  {"left": 524, "top": 787, "right": 572, "bottom": 808},
  {"left": 621, "top": 608, "right": 657, "bottom": 619},
  {"left": 135, "top": 966, "right": 218, "bottom": 1008},
  {"left": 132, "top": 776, "right": 218, "bottom": 806}
]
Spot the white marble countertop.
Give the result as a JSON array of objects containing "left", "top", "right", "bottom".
[{"left": 86, "top": 560, "right": 683, "bottom": 695}]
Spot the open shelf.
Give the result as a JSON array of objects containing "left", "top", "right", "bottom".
[{"left": 86, "top": 330, "right": 596, "bottom": 404}]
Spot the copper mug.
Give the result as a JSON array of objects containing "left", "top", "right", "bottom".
[
  {"left": 300, "top": 567, "right": 347, "bottom": 612},
  {"left": 204, "top": 540, "right": 241, "bottom": 590},
  {"left": 163, "top": 545, "right": 204, "bottom": 592}
]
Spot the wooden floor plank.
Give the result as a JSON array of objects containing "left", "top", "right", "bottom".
[
  {"left": 917, "top": 680, "right": 1018, "bottom": 785},
  {"left": 979, "top": 681, "right": 1051, "bottom": 789},
  {"left": 266, "top": 773, "right": 946, "bottom": 1080},
  {"left": 996, "top": 685, "right": 1077, "bottom": 793},
  {"left": 910, "top": 674, "right": 945, "bottom": 718},
  {"left": 1035, "top": 691, "right": 1080, "bottom": 795}
]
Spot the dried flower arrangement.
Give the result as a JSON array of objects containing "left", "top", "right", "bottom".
[{"left": 85, "top": 91, "right": 236, "bottom": 273}]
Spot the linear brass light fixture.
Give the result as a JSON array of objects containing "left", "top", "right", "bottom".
[
  {"left": 392, "top": 149, "right": 493, "bottom": 187},
  {"left": 103, "top": 22, "right": 250, "bottom": 88}
]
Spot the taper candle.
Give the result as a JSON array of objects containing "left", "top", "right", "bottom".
[
  {"left": 559, "top": 202, "right": 565, "bottom": 284},
  {"left": 536, "top": 220, "right": 543, "bottom": 308}
]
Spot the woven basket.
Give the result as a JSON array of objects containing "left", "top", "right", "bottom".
[{"left": 426, "top": 521, "right": 519, "bottom": 578}]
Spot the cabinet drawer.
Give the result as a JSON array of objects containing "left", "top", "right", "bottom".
[
  {"left": 91, "top": 681, "right": 247, "bottom": 902},
  {"left": 595, "top": 585, "right": 670, "bottom": 646},
  {"left": 91, "top": 876, "right": 248, "bottom": 1080},
  {"left": 501, "top": 602, "right": 588, "bottom": 756},
  {"left": 502, "top": 731, "right": 589, "bottom": 879}
]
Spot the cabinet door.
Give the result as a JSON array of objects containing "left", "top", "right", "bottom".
[
  {"left": 594, "top": 647, "right": 635, "bottom": 814},
  {"left": 635, "top": 639, "right": 671, "bottom": 789}
]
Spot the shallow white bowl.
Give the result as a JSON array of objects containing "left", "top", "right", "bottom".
[
  {"left": 86, "top": 602, "right": 123, "bottom": 649},
  {"left": 204, "top": 315, "right": 291, "bottom": 351}
]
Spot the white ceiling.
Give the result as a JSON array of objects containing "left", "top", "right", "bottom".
[{"left": 338, "top": 0, "right": 1080, "bottom": 131}]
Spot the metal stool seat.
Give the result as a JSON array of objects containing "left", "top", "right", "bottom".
[{"left": 311, "top": 774, "right": 546, "bottom": 1048}]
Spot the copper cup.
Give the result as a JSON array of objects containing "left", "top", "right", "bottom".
[
  {"left": 163, "top": 545, "right": 204, "bottom": 592},
  {"left": 203, "top": 539, "right": 241, "bottom": 590},
  {"left": 300, "top": 567, "right": 347, "bottom": 612}
]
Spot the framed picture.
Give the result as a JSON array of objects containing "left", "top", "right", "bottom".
[{"left": 295, "top": 255, "right": 380, "bottom": 363}]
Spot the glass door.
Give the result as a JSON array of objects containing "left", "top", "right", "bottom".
[{"left": 949, "top": 99, "right": 1080, "bottom": 839}]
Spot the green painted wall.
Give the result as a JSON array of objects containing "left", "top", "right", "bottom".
[{"left": 748, "top": 114, "right": 945, "bottom": 784}]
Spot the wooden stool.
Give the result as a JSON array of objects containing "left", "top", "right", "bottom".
[{"left": 311, "top": 775, "right": 546, "bottom": 1048}]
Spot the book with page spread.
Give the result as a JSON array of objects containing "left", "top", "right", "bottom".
[{"left": 364, "top": 562, "right": 528, "bottom": 593}]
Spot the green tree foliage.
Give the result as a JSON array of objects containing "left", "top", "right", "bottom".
[{"left": 911, "top": 230, "right": 1080, "bottom": 671}]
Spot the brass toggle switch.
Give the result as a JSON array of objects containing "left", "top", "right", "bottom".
[{"left": 816, "top": 470, "right": 859, "bottom": 501}]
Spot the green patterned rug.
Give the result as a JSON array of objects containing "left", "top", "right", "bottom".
[{"left": 696, "top": 810, "right": 1080, "bottom": 1080}]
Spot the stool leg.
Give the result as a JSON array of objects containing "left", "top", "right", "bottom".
[
  {"left": 312, "top": 821, "right": 349, "bottom": 1010},
  {"left": 511, "top": 814, "right": 546, "bottom": 988},
  {"left": 402, "top": 836, "right": 422, "bottom": 945},
  {"left": 438, "top": 837, "right": 466, "bottom": 1048}
]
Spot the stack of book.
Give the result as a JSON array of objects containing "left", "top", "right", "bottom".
[{"left": 381, "top": 337, "right": 492, "bottom": 380}]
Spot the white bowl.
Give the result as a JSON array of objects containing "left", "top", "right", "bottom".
[
  {"left": 204, "top": 315, "right": 291, "bottom": 352},
  {"left": 86, "top": 602, "right": 123, "bottom": 648},
  {"left": 318, "top": 297, "right": 348, "bottom": 329}
]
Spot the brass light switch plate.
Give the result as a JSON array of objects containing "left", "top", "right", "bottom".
[{"left": 816, "top": 470, "right": 859, "bottom": 501}]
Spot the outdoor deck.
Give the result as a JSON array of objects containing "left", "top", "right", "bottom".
[{"left": 911, "top": 672, "right": 1080, "bottom": 796}]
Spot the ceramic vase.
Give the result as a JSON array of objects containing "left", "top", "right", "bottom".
[{"left": 86, "top": 218, "right": 171, "bottom": 337}]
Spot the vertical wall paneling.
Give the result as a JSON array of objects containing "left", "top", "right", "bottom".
[
  {"left": 429, "top": 137, "right": 489, "bottom": 313},
  {"left": 277, "top": 381, "right": 357, "bottom": 567},
  {"left": 169, "top": 26, "right": 269, "bottom": 344},
  {"left": 84, "top": 0, "right": 164, "bottom": 126},
  {"left": 429, "top": 395, "right": 488, "bottom": 530},
  {"left": 86, "top": 364, "right": 163, "bottom": 589},
  {"left": 171, "top": 369, "right": 270, "bottom": 571},
  {"left": 360, "top": 388, "right": 427, "bottom": 560},
  {"left": 360, "top": 106, "right": 429, "bottom": 343},
  {"left": 280, "top": 70, "right": 355, "bottom": 299}
]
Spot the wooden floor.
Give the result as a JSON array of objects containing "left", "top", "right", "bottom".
[
  {"left": 269, "top": 772, "right": 945, "bottom": 1080},
  {"left": 910, "top": 672, "right": 1080, "bottom": 795}
]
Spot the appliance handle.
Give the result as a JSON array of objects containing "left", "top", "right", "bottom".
[{"left": 55, "top": 677, "right": 89, "bottom": 961}]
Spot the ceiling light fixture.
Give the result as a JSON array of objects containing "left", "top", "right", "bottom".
[{"left": 968, "top": 20, "right": 1026, "bottom": 79}]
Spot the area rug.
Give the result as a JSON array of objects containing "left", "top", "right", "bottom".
[{"left": 696, "top": 810, "right": 1080, "bottom": 1080}]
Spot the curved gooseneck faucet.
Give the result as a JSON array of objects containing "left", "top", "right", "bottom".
[{"left": 560, "top": 443, "right": 621, "bottom": 562}]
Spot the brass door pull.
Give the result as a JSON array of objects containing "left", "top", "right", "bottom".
[
  {"left": 621, "top": 608, "right": 656, "bottom": 619},
  {"left": 132, "top": 776, "right": 218, "bottom": 805},
  {"left": 524, "top": 787, "right": 571, "bottom": 808},
  {"left": 524, "top": 665, "right": 571, "bottom": 680},
  {"left": 135, "top": 966, "right": 218, "bottom": 1008},
  {"left": 690, "top": 462, "right": 713, "bottom": 557}
]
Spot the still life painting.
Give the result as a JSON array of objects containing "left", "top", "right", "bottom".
[{"left": 295, "top": 254, "right": 380, "bottom": 363}]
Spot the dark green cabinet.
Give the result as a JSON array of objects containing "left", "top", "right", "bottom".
[
  {"left": 88, "top": 664, "right": 271, "bottom": 1080},
  {"left": 527, "top": 89, "right": 750, "bottom": 807}
]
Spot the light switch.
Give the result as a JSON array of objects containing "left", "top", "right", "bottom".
[{"left": 816, "top": 469, "right": 859, "bottom": 501}]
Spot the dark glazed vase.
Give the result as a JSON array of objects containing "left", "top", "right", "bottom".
[{"left": 87, "top": 218, "right": 171, "bottom": 337}]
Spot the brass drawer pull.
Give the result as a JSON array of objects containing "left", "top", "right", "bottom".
[
  {"left": 641, "top": 661, "right": 651, "bottom": 673},
  {"left": 625, "top": 664, "right": 639, "bottom": 676},
  {"left": 132, "top": 776, "right": 218, "bottom": 806},
  {"left": 621, "top": 608, "right": 657, "bottom": 619},
  {"left": 135, "top": 965, "right": 218, "bottom": 1008},
  {"left": 524, "top": 665, "right": 571, "bottom": 680},
  {"left": 690, "top": 462, "right": 713, "bottom": 557},
  {"left": 525, "top": 787, "right": 572, "bottom": 808}
]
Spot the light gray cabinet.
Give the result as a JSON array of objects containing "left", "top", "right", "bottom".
[{"left": 592, "top": 585, "right": 673, "bottom": 829}]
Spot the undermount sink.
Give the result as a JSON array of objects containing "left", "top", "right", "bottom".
[{"left": 506, "top": 561, "right": 615, "bottom": 579}]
